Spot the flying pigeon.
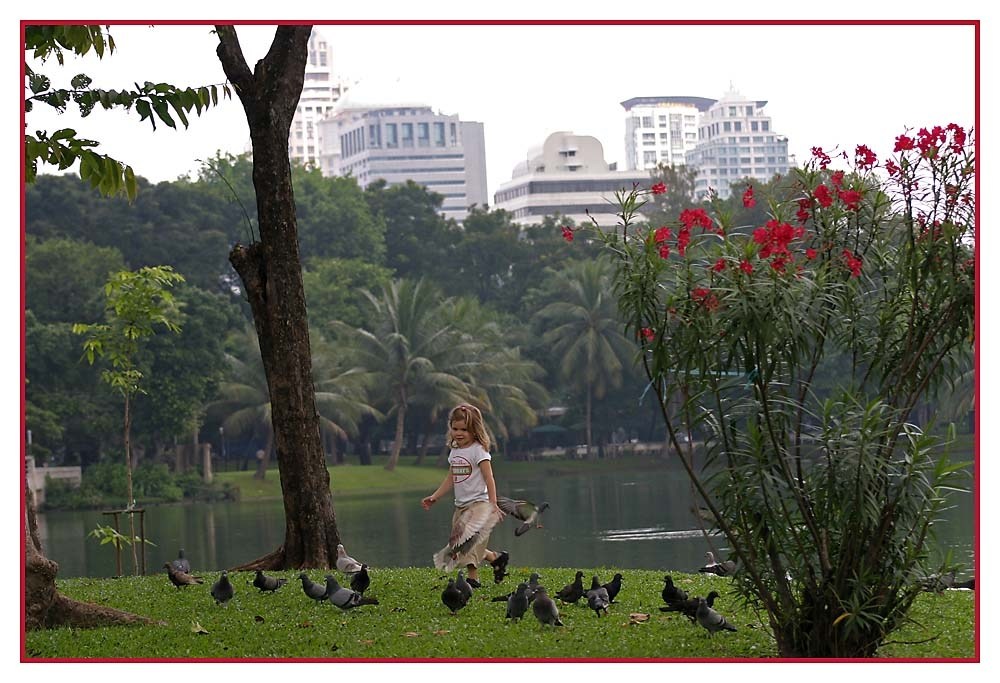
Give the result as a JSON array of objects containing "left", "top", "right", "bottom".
[
  {"left": 350, "top": 564, "right": 370, "bottom": 595},
  {"left": 210, "top": 570, "right": 234, "bottom": 605},
  {"left": 506, "top": 582, "right": 530, "bottom": 622},
  {"left": 441, "top": 578, "right": 468, "bottom": 614},
  {"left": 497, "top": 496, "right": 550, "bottom": 536},
  {"left": 433, "top": 504, "right": 502, "bottom": 571},
  {"left": 253, "top": 570, "right": 287, "bottom": 593},
  {"left": 171, "top": 548, "right": 191, "bottom": 574},
  {"left": 661, "top": 575, "right": 688, "bottom": 606},
  {"left": 696, "top": 595, "right": 737, "bottom": 635},
  {"left": 325, "top": 574, "right": 379, "bottom": 610},
  {"left": 456, "top": 570, "right": 474, "bottom": 602},
  {"left": 555, "top": 570, "right": 584, "bottom": 604},
  {"left": 531, "top": 586, "right": 564, "bottom": 626},
  {"left": 660, "top": 590, "right": 720, "bottom": 622},
  {"left": 585, "top": 577, "right": 610, "bottom": 617},
  {"left": 601, "top": 573, "right": 623, "bottom": 603},
  {"left": 299, "top": 572, "right": 329, "bottom": 602},
  {"left": 164, "top": 562, "right": 203, "bottom": 588},
  {"left": 699, "top": 551, "right": 736, "bottom": 577},
  {"left": 336, "top": 544, "right": 363, "bottom": 574}
]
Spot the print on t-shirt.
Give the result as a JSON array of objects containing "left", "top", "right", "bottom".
[{"left": 451, "top": 455, "right": 473, "bottom": 482}]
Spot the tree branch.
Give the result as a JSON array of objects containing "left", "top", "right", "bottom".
[{"left": 214, "top": 25, "right": 254, "bottom": 101}]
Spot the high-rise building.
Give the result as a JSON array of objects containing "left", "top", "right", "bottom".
[
  {"left": 493, "top": 131, "right": 649, "bottom": 228},
  {"left": 688, "top": 88, "right": 790, "bottom": 199},
  {"left": 288, "top": 30, "right": 349, "bottom": 169},
  {"left": 621, "top": 96, "right": 716, "bottom": 171},
  {"left": 319, "top": 100, "right": 487, "bottom": 222}
]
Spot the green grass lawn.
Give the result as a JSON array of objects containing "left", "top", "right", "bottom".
[{"left": 25, "top": 568, "right": 975, "bottom": 660}]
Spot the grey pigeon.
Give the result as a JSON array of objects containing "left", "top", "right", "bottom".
[
  {"left": 699, "top": 551, "right": 736, "bottom": 577},
  {"left": 324, "top": 574, "right": 379, "bottom": 610},
  {"left": 531, "top": 586, "right": 564, "bottom": 626},
  {"left": 336, "top": 544, "right": 363, "bottom": 574},
  {"left": 696, "top": 596, "right": 737, "bottom": 635},
  {"left": 585, "top": 577, "right": 610, "bottom": 617},
  {"left": 555, "top": 570, "right": 584, "bottom": 604},
  {"left": 164, "top": 562, "right": 202, "bottom": 588},
  {"left": 506, "top": 582, "right": 530, "bottom": 622},
  {"left": 299, "top": 572, "right": 329, "bottom": 602},
  {"left": 253, "top": 569, "right": 287, "bottom": 593},
  {"left": 601, "top": 573, "right": 623, "bottom": 603},
  {"left": 441, "top": 578, "right": 468, "bottom": 614},
  {"left": 171, "top": 548, "right": 191, "bottom": 574},
  {"left": 497, "top": 497, "right": 550, "bottom": 536},
  {"left": 661, "top": 575, "right": 688, "bottom": 606},
  {"left": 210, "top": 570, "right": 234, "bottom": 605},
  {"left": 525, "top": 572, "right": 543, "bottom": 602},
  {"left": 350, "top": 564, "right": 370, "bottom": 595},
  {"left": 920, "top": 571, "right": 956, "bottom": 592},
  {"left": 661, "top": 590, "right": 719, "bottom": 623},
  {"left": 456, "top": 570, "right": 474, "bottom": 602}
]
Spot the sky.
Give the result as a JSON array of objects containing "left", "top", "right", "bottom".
[
  {"left": 22, "top": 22, "right": 977, "bottom": 201},
  {"left": 5, "top": 0, "right": 998, "bottom": 680}
]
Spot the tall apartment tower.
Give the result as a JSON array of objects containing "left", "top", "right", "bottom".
[
  {"left": 622, "top": 96, "right": 716, "bottom": 171},
  {"left": 319, "top": 101, "right": 487, "bottom": 222},
  {"left": 288, "top": 30, "right": 349, "bottom": 169},
  {"left": 688, "top": 88, "right": 790, "bottom": 199}
]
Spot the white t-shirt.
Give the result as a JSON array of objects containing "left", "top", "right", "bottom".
[{"left": 448, "top": 443, "right": 492, "bottom": 506}]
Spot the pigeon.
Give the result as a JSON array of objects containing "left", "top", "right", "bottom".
[
  {"left": 585, "top": 577, "right": 610, "bottom": 617},
  {"left": 954, "top": 577, "right": 976, "bottom": 590},
  {"left": 920, "top": 571, "right": 958, "bottom": 592},
  {"left": 253, "top": 569, "right": 287, "bottom": 593},
  {"left": 456, "top": 570, "right": 474, "bottom": 602},
  {"left": 524, "top": 572, "right": 544, "bottom": 603},
  {"left": 171, "top": 548, "right": 191, "bottom": 574},
  {"left": 164, "top": 562, "right": 203, "bottom": 588},
  {"left": 531, "top": 586, "right": 564, "bottom": 626},
  {"left": 299, "top": 572, "right": 329, "bottom": 602},
  {"left": 506, "top": 582, "right": 530, "bottom": 622},
  {"left": 433, "top": 504, "right": 502, "bottom": 571},
  {"left": 497, "top": 497, "right": 550, "bottom": 536},
  {"left": 336, "top": 544, "right": 363, "bottom": 575},
  {"left": 324, "top": 574, "right": 378, "bottom": 610},
  {"left": 699, "top": 551, "right": 736, "bottom": 577},
  {"left": 696, "top": 595, "right": 737, "bottom": 635},
  {"left": 210, "top": 570, "right": 234, "bottom": 605},
  {"left": 660, "top": 590, "right": 720, "bottom": 622},
  {"left": 555, "top": 570, "right": 584, "bottom": 604},
  {"left": 442, "top": 578, "right": 468, "bottom": 614},
  {"left": 350, "top": 564, "right": 370, "bottom": 595},
  {"left": 601, "top": 573, "right": 623, "bottom": 603},
  {"left": 661, "top": 575, "right": 688, "bottom": 606},
  {"left": 490, "top": 550, "right": 511, "bottom": 584}
]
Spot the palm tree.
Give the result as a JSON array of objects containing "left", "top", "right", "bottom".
[
  {"left": 532, "top": 260, "right": 634, "bottom": 457},
  {"left": 331, "top": 279, "right": 477, "bottom": 471}
]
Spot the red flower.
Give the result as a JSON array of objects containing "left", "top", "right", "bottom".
[
  {"left": 855, "top": 144, "right": 877, "bottom": 169},
  {"left": 796, "top": 197, "right": 812, "bottom": 225},
  {"left": 805, "top": 248, "right": 818, "bottom": 260},
  {"left": 691, "top": 288, "right": 720, "bottom": 311},
  {"left": 742, "top": 185, "right": 756, "bottom": 208},
  {"left": 838, "top": 189, "right": 863, "bottom": 211},
  {"left": 677, "top": 227, "right": 691, "bottom": 256},
  {"left": 946, "top": 123, "right": 967, "bottom": 152},
  {"left": 884, "top": 159, "right": 900, "bottom": 177},
  {"left": 640, "top": 327, "right": 655, "bottom": 341},
  {"left": 712, "top": 258, "right": 727, "bottom": 272},
  {"left": 841, "top": 249, "right": 862, "bottom": 277},
  {"left": 561, "top": 226, "right": 575, "bottom": 242},
  {"left": 811, "top": 146, "right": 832, "bottom": 169},
  {"left": 650, "top": 182, "right": 667, "bottom": 195},
  {"left": 830, "top": 170, "right": 845, "bottom": 188},
  {"left": 752, "top": 227, "right": 769, "bottom": 244},
  {"left": 658, "top": 244, "right": 671, "bottom": 259},
  {"left": 679, "top": 208, "right": 714, "bottom": 231},
  {"left": 654, "top": 226, "right": 672, "bottom": 243},
  {"left": 739, "top": 259, "right": 753, "bottom": 274},
  {"left": 814, "top": 184, "right": 834, "bottom": 208},
  {"left": 894, "top": 134, "right": 916, "bottom": 152}
]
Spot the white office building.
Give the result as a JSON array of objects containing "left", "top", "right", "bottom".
[
  {"left": 319, "top": 100, "right": 487, "bottom": 222},
  {"left": 688, "top": 88, "right": 790, "bottom": 199},
  {"left": 621, "top": 96, "right": 716, "bottom": 171},
  {"left": 287, "top": 30, "right": 350, "bottom": 169},
  {"left": 493, "top": 131, "right": 649, "bottom": 228}
]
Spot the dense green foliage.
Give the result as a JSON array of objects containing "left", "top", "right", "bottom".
[{"left": 24, "top": 568, "right": 973, "bottom": 659}]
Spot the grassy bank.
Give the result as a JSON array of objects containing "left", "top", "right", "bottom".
[
  {"left": 215, "top": 454, "right": 673, "bottom": 501},
  {"left": 25, "top": 567, "right": 974, "bottom": 659}
]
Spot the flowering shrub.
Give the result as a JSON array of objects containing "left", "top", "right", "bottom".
[{"left": 582, "top": 125, "right": 975, "bottom": 657}]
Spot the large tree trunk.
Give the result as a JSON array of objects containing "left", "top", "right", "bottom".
[
  {"left": 216, "top": 25, "right": 341, "bottom": 571},
  {"left": 385, "top": 401, "right": 406, "bottom": 471},
  {"left": 24, "top": 479, "right": 157, "bottom": 632}
]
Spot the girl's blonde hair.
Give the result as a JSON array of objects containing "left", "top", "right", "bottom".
[{"left": 447, "top": 403, "right": 491, "bottom": 450}]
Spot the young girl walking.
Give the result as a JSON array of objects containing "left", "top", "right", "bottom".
[{"left": 422, "top": 403, "right": 509, "bottom": 587}]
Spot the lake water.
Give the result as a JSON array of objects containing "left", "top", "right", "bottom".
[{"left": 36, "top": 461, "right": 975, "bottom": 579}]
